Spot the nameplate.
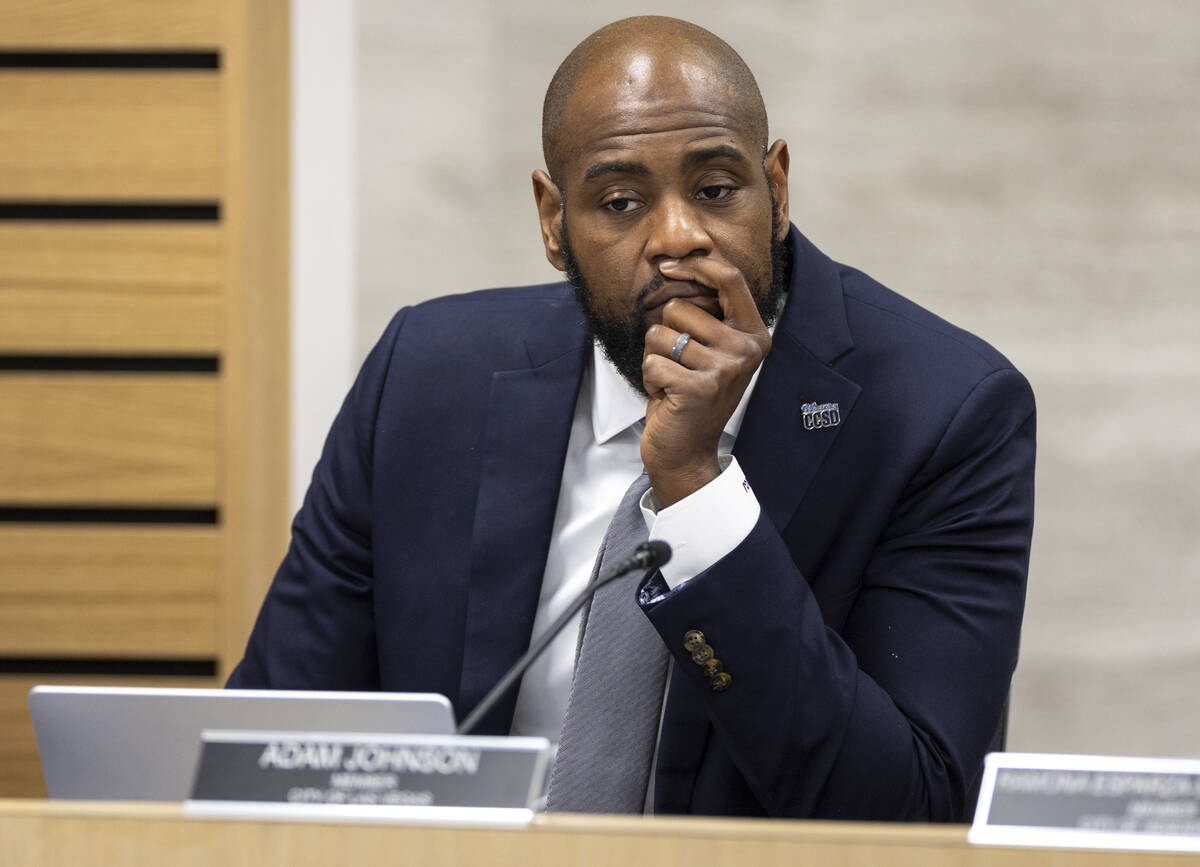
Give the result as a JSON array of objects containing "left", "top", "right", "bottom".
[
  {"left": 185, "top": 730, "right": 551, "bottom": 824},
  {"left": 970, "top": 753, "right": 1200, "bottom": 853}
]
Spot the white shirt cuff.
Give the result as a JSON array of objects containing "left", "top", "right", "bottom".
[{"left": 639, "top": 454, "right": 761, "bottom": 589}]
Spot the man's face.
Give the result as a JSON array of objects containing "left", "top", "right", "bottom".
[
  {"left": 560, "top": 195, "right": 789, "bottom": 393},
  {"left": 538, "top": 50, "right": 791, "bottom": 393}
]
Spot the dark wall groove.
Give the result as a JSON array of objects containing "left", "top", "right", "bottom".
[
  {"left": 0, "top": 507, "right": 219, "bottom": 524},
  {"left": 0, "top": 356, "right": 220, "bottom": 373},
  {"left": 0, "top": 202, "right": 220, "bottom": 221},
  {"left": 0, "top": 658, "right": 217, "bottom": 677},
  {"left": 0, "top": 51, "right": 220, "bottom": 69}
]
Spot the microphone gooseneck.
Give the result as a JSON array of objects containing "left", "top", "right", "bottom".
[{"left": 455, "top": 540, "right": 672, "bottom": 735}]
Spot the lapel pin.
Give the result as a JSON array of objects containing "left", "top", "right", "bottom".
[{"left": 802, "top": 401, "right": 841, "bottom": 431}]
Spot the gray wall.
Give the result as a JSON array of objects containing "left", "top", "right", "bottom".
[{"left": 354, "top": 1, "right": 1200, "bottom": 757}]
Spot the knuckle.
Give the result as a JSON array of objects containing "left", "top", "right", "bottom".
[
  {"left": 728, "top": 332, "right": 753, "bottom": 355},
  {"left": 712, "top": 360, "right": 740, "bottom": 388},
  {"left": 732, "top": 330, "right": 768, "bottom": 363}
]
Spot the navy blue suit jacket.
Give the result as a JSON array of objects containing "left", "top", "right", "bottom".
[{"left": 229, "top": 228, "right": 1036, "bottom": 821}]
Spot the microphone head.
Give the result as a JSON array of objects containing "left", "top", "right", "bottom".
[{"left": 636, "top": 540, "right": 672, "bottom": 568}]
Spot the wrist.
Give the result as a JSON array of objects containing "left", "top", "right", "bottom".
[{"left": 647, "top": 459, "right": 721, "bottom": 508}]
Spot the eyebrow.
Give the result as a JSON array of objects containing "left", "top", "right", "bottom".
[
  {"left": 583, "top": 160, "right": 649, "bottom": 183},
  {"left": 581, "top": 145, "right": 753, "bottom": 184},
  {"left": 682, "top": 145, "right": 752, "bottom": 171}
]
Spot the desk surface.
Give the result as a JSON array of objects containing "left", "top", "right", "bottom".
[{"left": 2, "top": 799, "right": 1196, "bottom": 866}]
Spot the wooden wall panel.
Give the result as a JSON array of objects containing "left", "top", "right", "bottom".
[
  {"left": 0, "top": 376, "right": 218, "bottom": 504},
  {"left": 0, "top": 0, "right": 219, "bottom": 48},
  {"left": 0, "top": 674, "right": 219, "bottom": 798},
  {"left": 0, "top": 0, "right": 289, "bottom": 800},
  {"left": 0, "top": 527, "right": 220, "bottom": 657},
  {"left": 0, "top": 73, "right": 220, "bottom": 199},
  {"left": 0, "top": 599, "right": 217, "bottom": 657},
  {"left": 0, "top": 224, "right": 221, "bottom": 353}
]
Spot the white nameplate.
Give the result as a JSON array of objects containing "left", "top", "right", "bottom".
[
  {"left": 970, "top": 752, "right": 1200, "bottom": 853},
  {"left": 185, "top": 730, "right": 550, "bottom": 825}
]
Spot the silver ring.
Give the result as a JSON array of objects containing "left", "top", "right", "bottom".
[{"left": 670, "top": 332, "right": 691, "bottom": 363}]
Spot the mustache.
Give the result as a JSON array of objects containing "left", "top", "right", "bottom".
[{"left": 635, "top": 271, "right": 665, "bottom": 308}]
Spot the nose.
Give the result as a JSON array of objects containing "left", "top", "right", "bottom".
[{"left": 644, "top": 195, "right": 712, "bottom": 264}]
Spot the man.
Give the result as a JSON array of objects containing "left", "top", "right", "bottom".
[{"left": 230, "top": 16, "right": 1035, "bottom": 822}]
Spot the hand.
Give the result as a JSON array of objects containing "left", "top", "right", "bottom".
[{"left": 640, "top": 257, "right": 771, "bottom": 507}]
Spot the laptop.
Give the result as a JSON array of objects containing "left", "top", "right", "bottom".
[{"left": 29, "top": 685, "right": 455, "bottom": 801}]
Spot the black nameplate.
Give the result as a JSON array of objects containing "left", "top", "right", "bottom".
[
  {"left": 188, "top": 731, "right": 549, "bottom": 813},
  {"left": 971, "top": 753, "right": 1200, "bottom": 853}
]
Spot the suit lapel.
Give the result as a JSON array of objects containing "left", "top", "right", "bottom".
[
  {"left": 458, "top": 301, "right": 588, "bottom": 733},
  {"left": 735, "top": 333, "right": 861, "bottom": 533},
  {"left": 736, "top": 228, "right": 861, "bottom": 533}
]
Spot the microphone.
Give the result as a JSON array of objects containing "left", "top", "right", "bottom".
[
  {"left": 455, "top": 540, "right": 672, "bottom": 735},
  {"left": 600, "top": 539, "right": 671, "bottom": 579}
]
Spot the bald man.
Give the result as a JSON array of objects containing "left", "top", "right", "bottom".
[{"left": 231, "top": 17, "right": 1035, "bottom": 822}]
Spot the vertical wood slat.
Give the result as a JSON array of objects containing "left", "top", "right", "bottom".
[{"left": 219, "top": 0, "right": 292, "bottom": 676}]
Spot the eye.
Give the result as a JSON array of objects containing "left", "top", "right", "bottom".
[
  {"left": 698, "top": 185, "right": 734, "bottom": 201},
  {"left": 603, "top": 196, "right": 644, "bottom": 213}
]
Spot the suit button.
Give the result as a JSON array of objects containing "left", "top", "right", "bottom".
[
  {"left": 682, "top": 630, "right": 705, "bottom": 652},
  {"left": 701, "top": 658, "right": 723, "bottom": 677},
  {"left": 710, "top": 672, "right": 733, "bottom": 692},
  {"left": 690, "top": 644, "right": 714, "bottom": 664}
]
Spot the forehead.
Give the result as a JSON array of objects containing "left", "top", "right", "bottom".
[{"left": 558, "top": 48, "right": 759, "bottom": 183}]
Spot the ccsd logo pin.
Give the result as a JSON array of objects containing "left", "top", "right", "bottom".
[{"left": 802, "top": 401, "right": 841, "bottom": 431}]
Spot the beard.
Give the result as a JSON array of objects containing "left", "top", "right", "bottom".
[{"left": 560, "top": 212, "right": 791, "bottom": 396}]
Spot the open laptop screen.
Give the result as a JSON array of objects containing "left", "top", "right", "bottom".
[{"left": 29, "top": 686, "right": 455, "bottom": 801}]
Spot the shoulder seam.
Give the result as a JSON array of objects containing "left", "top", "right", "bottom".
[{"left": 842, "top": 286, "right": 1010, "bottom": 374}]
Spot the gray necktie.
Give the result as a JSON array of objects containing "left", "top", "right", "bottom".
[{"left": 545, "top": 472, "right": 670, "bottom": 813}]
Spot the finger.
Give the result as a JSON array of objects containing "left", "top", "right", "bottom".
[
  {"left": 643, "top": 320, "right": 756, "bottom": 414},
  {"left": 658, "top": 257, "right": 765, "bottom": 334},
  {"left": 658, "top": 294, "right": 761, "bottom": 359},
  {"left": 642, "top": 351, "right": 709, "bottom": 402},
  {"left": 644, "top": 323, "right": 719, "bottom": 370}
]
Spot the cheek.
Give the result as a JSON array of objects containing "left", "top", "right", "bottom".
[
  {"left": 714, "top": 231, "right": 771, "bottom": 281},
  {"left": 575, "top": 240, "right": 643, "bottom": 311},
  {"left": 728, "top": 212, "right": 776, "bottom": 279}
]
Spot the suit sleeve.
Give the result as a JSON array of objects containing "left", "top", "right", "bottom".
[
  {"left": 226, "top": 310, "right": 410, "bottom": 689},
  {"left": 639, "top": 366, "right": 1036, "bottom": 820}
]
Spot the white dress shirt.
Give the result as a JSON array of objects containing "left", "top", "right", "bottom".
[{"left": 508, "top": 341, "right": 765, "bottom": 744}]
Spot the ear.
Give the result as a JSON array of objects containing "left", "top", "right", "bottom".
[
  {"left": 764, "top": 139, "right": 791, "bottom": 242},
  {"left": 532, "top": 170, "right": 566, "bottom": 271}
]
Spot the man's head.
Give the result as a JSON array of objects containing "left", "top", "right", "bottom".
[{"left": 532, "top": 16, "right": 791, "bottom": 393}]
